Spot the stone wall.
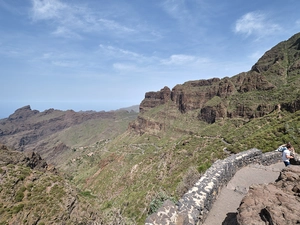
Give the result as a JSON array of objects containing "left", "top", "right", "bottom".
[{"left": 145, "top": 148, "right": 281, "bottom": 225}]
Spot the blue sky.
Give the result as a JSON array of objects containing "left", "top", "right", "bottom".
[{"left": 1, "top": 0, "right": 300, "bottom": 119}]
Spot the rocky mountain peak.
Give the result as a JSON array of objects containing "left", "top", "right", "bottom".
[{"left": 8, "top": 105, "right": 39, "bottom": 121}]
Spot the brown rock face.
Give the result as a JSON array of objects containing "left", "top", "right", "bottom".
[
  {"left": 237, "top": 166, "right": 300, "bottom": 225},
  {"left": 172, "top": 78, "right": 222, "bottom": 113},
  {"left": 236, "top": 72, "right": 275, "bottom": 92},
  {"left": 129, "top": 115, "right": 165, "bottom": 135},
  {"left": 140, "top": 86, "right": 171, "bottom": 113},
  {"left": 199, "top": 102, "right": 227, "bottom": 123}
]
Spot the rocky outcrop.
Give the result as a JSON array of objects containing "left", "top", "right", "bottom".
[
  {"left": 199, "top": 101, "right": 227, "bottom": 123},
  {"left": 0, "top": 143, "right": 48, "bottom": 170},
  {"left": 140, "top": 86, "right": 171, "bottom": 113},
  {"left": 129, "top": 115, "right": 165, "bottom": 135},
  {"left": 281, "top": 99, "right": 300, "bottom": 113},
  {"left": 24, "top": 151, "right": 49, "bottom": 170},
  {"left": 172, "top": 78, "right": 223, "bottom": 113},
  {"left": 237, "top": 165, "right": 300, "bottom": 225}
]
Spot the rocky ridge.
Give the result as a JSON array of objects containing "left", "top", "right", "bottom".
[
  {"left": 0, "top": 105, "right": 114, "bottom": 150},
  {"left": 131, "top": 32, "right": 300, "bottom": 133},
  {"left": 0, "top": 105, "right": 138, "bottom": 163}
]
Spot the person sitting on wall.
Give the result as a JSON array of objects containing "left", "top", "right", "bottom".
[{"left": 282, "top": 143, "right": 294, "bottom": 166}]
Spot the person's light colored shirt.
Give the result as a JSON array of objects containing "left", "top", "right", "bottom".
[{"left": 282, "top": 149, "right": 291, "bottom": 162}]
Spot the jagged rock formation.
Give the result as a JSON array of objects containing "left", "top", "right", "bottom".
[
  {"left": 0, "top": 143, "right": 48, "bottom": 170},
  {"left": 237, "top": 165, "right": 300, "bottom": 225},
  {"left": 0, "top": 144, "right": 103, "bottom": 224},
  {"left": 131, "top": 32, "right": 300, "bottom": 133}
]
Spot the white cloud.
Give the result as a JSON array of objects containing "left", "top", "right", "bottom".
[
  {"left": 30, "top": 0, "right": 136, "bottom": 39},
  {"left": 51, "top": 60, "right": 78, "bottom": 67},
  {"left": 113, "top": 63, "right": 139, "bottom": 72},
  {"left": 162, "top": 0, "right": 188, "bottom": 21},
  {"left": 99, "top": 44, "right": 144, "bottom": 60},
  {"left": 31, "top": 0, "right": 66, "bottom": 20},
  {"left": 160, "top": 0, "right": 212, "bottom": 26},
  {"left": 52, "top": 26, "right": 82, "bottom": 39},
  {"left": 234, "top": 11, "right": 281, "bottom": 38},
  {"left": 34, "top": 50, "right": 85, "bottom": 70},
  {"left": 160, "top": 54, "right": 209, "bottom": 65},
  {"left": 98, "top": 19, "right": 135, "bottom": 33}
]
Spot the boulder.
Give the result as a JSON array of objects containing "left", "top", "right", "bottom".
[{"left": 237, "top": 166, "right": 300, "bottom": 225}]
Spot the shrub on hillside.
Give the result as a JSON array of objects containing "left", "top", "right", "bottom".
[{"left": 148, "top": 191, "right": 176, "bottom": 215}]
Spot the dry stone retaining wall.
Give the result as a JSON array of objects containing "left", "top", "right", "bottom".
[{"left": 145, "top": 148, "right": 281, "bottom": 225}]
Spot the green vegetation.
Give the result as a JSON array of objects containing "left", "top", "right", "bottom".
[
  {"left": 0, "top": 161, "right": 99, "bottom": 224},
  {"left": 148, "top": 192, "right": 176, "bottom": 214},
  {"left": 12, "top": 204, "right": 24, "bottom": 213},
  {"left": 79, "top": 191, "right": 96, "bottom": 198},
  {"left": 15, "top": 188, "right": 25, "bottom": 202}
]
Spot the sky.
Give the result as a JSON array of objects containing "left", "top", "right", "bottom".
[{"left": 1, "top": 0, "right": 300, "bottom": 119}]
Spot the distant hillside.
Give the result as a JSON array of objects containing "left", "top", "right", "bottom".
[
  {"left": 117, "top": 105, "right": 139, "bottom": 113},
  {"left": 0, "top": 105, "right": 138, "bottom": 164}
]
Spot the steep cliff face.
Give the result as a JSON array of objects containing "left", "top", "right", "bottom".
[
  {"left": 133, "top": 32, "right": 300, "bottom": 132},
  {"left": 140, "top": 86, "right": 172, "bottom": 113}
]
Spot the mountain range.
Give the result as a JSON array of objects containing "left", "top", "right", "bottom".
[{"left": 1, "top": 32, "right": 300, "bottom": 224}]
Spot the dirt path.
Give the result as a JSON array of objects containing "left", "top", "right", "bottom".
[{"left": 202, "top": 162, "right": 285, "bottom": 225}]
